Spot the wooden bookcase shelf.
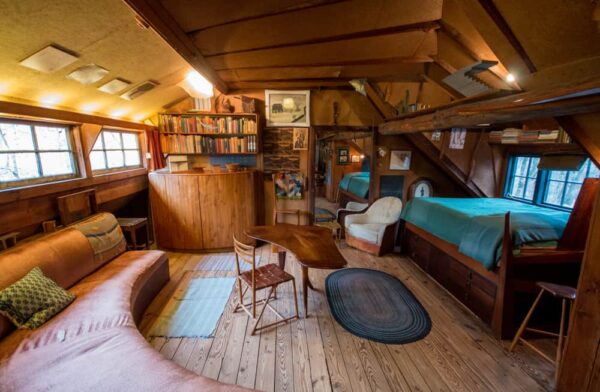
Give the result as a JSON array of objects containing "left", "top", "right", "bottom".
[{"left": 158, "top": 112, "right": 260, "bottom": 155}]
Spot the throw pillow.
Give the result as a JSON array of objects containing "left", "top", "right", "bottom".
[{"left": 0, "top": 267, "right": 75, "bottom": 329}]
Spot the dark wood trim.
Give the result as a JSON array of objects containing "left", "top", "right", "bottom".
[
  {"left": 186, "top": 0, "right": 350, "bottom": 35},
  {"left": 204, "top": 20, "right": 441, "bottom": 57},
  {"left": 0, "top": 101, "right": 151, "bottom": 131},
  {"left": 122, "top": 0, "right": 228, "bottom": 93},
  {"left": 555, "top": 116, "right": 600, "bottom": 169},
  {"left": 476, "top": 0, "right": 537, "bottom": 73},
  {"left": 364, "top": 82, "right": 396, "bottom": 120},
  {"left": 308, "top": 127, "right": 316, "bottom": 224},
  {"left": 214, "top": 56, "right": 433, "bottom": 72},
  {"left": 420, "top": 73, "right": 464, "bottom": 100}
]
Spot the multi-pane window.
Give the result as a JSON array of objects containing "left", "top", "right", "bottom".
[
  {"left": 543, "top": 159, "right": 600, "bottom": 209},
  {"left": 90, "top": 130, "right": 141, "bottom": 173},
  {"left": 505, "top": 155, "right": 600, "bottom": 210},
  {"left": 506, "top": 156, "right": 540, "bottom": 201},
  {"left": 0, "top": 121, "right": 77, "bottom": 188}
]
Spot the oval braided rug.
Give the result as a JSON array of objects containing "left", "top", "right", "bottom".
[{"left": 326, "top": 268, "right": 431, "bottom": 344}]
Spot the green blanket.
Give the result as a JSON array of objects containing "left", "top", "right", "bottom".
[{"left": 401, "top": 198, "right": 569, "bottom": 269}]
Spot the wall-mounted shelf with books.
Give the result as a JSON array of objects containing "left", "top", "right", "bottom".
[{"left": 158, "top": 112, "right": 260, "bottom": 155}]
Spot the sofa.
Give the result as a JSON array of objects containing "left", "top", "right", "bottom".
[
  {"left": 345, "top": 196, "right": 403, "bottom": 256},
  {"left": 0, "top": 213, "right": 248, "bottom": 391}
]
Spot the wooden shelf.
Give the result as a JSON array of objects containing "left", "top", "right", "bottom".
[
  {"left": 161, "top": 111, "right": 257, "bottom": 117},
  {"left": 160, "top": 132, "right": 258, "bottom": 137},
  {"left": 163, "top": 152, "right": 258, "bottom": 156}
]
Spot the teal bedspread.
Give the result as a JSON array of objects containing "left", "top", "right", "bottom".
[
  {"left": 401, "top": 198, "right": 570, "bottom": 270},
  {"left": 339, "top": 172, "right": 370, "bottom": 198}
]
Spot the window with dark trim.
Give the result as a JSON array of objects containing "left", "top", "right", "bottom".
[
  {"left": 0, "top": 120, "right": 78, "bottom": 189},
  {"left": 90, "top": 130, "right": 141, "bottom": 174},
  {"left": 505, "top": 154, "right": 600, "bottom": 210}
]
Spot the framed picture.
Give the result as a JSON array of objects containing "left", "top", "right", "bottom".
[
  {"left": 265, "top": 90, "right": 310, "bottom": 127},
  {"left": 449, "top": 128, "right": 466, "bottom": 149},
  {"left": 389, "top": 150, "right": 411, "bottom": 170},
  {"left": 337, "top": 147, "right": 349, "bottom": 165},
  {"left": 292, "top": 128, "right": 308, "bottom": 150},
  {"left": 273, "top": 172, "right": 304, "bottom": 199},
  {"left": 351, "top": 155, "right": 360, "bottom": 163}
]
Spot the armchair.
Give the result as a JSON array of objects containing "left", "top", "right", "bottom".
[
  {"left": 336, "top": 201, "right": 369, "bottom": 238},
  {"left": 344, "top": 197, "right": 403, "bottom": 256}
]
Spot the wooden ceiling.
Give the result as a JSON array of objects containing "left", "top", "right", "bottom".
[{"left": 125, "top": 0, "right": 600, "bottom": 97}]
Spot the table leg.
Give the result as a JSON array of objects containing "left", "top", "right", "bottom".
[
  {"left": 278, "top": 251, "right": 286, "bottom": 270},
  {"left": 301, "top": 266, "right": 309, "bottom": 316},
  {"left": 131, "top": 229, "right": 138, "bottom": 250}
]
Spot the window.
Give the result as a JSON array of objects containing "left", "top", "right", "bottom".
[
  {"left": 0, "top": 120, "right": 77, "bottom": 188},
  {"left": 543, "top": 159, "right": 600, "bottom": 209},
  {"left": 506, "top": 156, "right": 540, "bottom": 201},
  {"left": 90, "top": 130, "right": 141, "bottom": 173},
  {"left": 505, "top": 155, "right": 600, "bottom": 210}
]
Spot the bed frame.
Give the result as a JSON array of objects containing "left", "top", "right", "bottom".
[
  {"left": 401, "top": 178, "right": 599, "bottom": 339},
  {"left": 337, "top": 188, "right": 369, "bottom": 206}
]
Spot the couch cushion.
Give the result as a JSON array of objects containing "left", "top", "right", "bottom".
[
  {"left": 0, "top": 250, "right": 248, "bottom": 391},
  {"left": 347, "top": 223, "right": 385, "bottom": 244},
  {"left": 71, "top": 212, "right": 127, "bottom": 266},
  {"left": 0, "top": 267, "right": 75, "bottom": 329}
]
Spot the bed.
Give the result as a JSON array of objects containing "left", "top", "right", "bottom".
[
  {"left": 400, "top": 178, "right": 598, "bottom": 339},
  {"left": 338, "top": 172, "right": 369, "bottom": 204}
]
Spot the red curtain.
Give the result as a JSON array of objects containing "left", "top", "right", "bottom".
[{"left": 146, "top": 128, "right": 165, "bottom": 171}]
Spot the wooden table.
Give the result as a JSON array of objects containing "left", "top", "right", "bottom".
[
  {"left": 245, "top": 224, "right": 347, "bottom": 315},
  {"left": 117, "top": 217, "right": 149, "bottom": 250}
]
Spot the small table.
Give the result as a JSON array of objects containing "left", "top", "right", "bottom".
[
  {"left": 245, "top": 224, "right": 347, "bottom": 315},
  {"left": 117, "top": 218, "right": 149, "bottom": 250},
  {"left": 0, "top": 232, "right": 19, "bottom": 250},
  {"left": 315, "top": 221, "right": 341, "bottom": 241}
]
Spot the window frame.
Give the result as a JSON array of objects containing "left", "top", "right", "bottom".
[
  {"left": 0, "top": 118, "right": 79, "bottom": 190},
  {"left": 539, "top": 159, "right": 598, "bottom": 211},
  {"left": 90, "top": 129, "right": 142, "bottom": 175},
  {"left": 504, "top": 154, "right": 598, "bottom": 212}
]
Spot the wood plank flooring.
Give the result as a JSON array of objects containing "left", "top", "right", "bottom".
[{"left": 140, "top": 245, "right": 555, "bottom": 391}]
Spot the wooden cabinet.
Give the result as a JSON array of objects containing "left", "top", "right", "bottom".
[{"left": 149, "top": 169, "right": 259, "bottom": 250}]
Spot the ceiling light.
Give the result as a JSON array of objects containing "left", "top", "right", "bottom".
[
  {"left": 0, "top": 82, "right": 9, "bottom": 95},
  {"left": 110, "top": 109, "right": 128, "bottom": 118},
  {"left": 133, "top": 113, "right": 147, "bottom": 122},
  {"left": 80, "top": 102, "right": 100, "bottom": 113},
  {"left": 514, "top": 98, "right": 524, "bottom": 103},
  {"left": 506, "top": 73, "right": 516, "bottom": 83},
  {"left": 20, "top": 45, "right": 79, "bottom": 73},
  {"left": 185, "top": 71, "right": 213, "bottom": 97},
  {"left": 39, "top": 94, "right": 63, "bottom": 107},
  {"left": 360, "top": 154, "right": 365, "bottom": 159},
  {"left": 98, "top": 78, "right": 131, "bottom": 94},
  {"left": 67, "top": 64, "right": 109, "bottom": 85}
]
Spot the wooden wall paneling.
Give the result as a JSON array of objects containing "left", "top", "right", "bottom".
[
  {"left": 557, "top": 190, "right": 600, "bottom": 391},
  {"left": 555, "top": 116, "right": 600, "bottom": 169},
  {"left": 148, "top": 173, "right": 173, "bottom": 249}
]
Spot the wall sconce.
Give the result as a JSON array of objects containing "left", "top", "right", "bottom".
[{"left": 377, "top": 147, "right": 387, "bottom": 157}]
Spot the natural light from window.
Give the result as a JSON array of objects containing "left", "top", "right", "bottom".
[
  {"left": 0, "top": 121, "right": 76, "bottom": 187},
  {"left": 544, "top": 159, "right": 600, "bottom": 209},
  {"left": 91, "top": 130, "right": 141, "bottom": 173}
]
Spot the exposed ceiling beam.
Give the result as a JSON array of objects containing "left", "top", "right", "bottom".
[
  {"left": 204, "top": 20, "right": 441, "bottom": 57},
  {"left": 380, "top": 85, "right": 600, "bottom": 134},
  {"left": 438, "top": 21, "right": 516, "bottom": 90},
  {"left": 186, "top": 0, "right": 350, "bottom": 35},
  {"left": 364, "top": 82, "right": 397, "bottom": 120},
  {"left": 123, "top": 0, "right": 228, "bottom": 93},
  {"left": 420, "top": 73, "right": 464, "bottom": 100},
  {"left": 477, "top": 0, "right": 537, "bottom": 73},
  {"left": 213, "top": 56, "right": 433, "bottom": 72},
  {"left": 555, "top": 116, "right": 600, "bottom": 169},
  {"left": 318, "top": 130, "right": 373, "bottom": 141}
]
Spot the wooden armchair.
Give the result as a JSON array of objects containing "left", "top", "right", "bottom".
[{"left": 233, "top": 235, "right": 299, "bottom": 335}]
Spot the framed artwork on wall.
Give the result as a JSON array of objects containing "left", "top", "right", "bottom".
[
  {"left": 273, "top": 172, "right": 304, "bottom": 199},
  {"left": 265, "top": 90, "right": 310, "bottom": 127},
  {"left": 337, "top": 147, "right": 349, "bottom": 165},
  {"left": 351, "top": 155, "right": 361, "bottom": 163},
  {"left": 449, "top": 128, "right": 467, "bottom": 149},
  {"left": 389, "top": 150, "right": 411, "bottom": 170},
  {"left": 292, "top": 128, "right": 308, "bottom": 150},
  {"left": 408, "top": 178, "right": 433, "bottom": 199}
]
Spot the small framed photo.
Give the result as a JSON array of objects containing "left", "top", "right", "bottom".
[
  {"left": 351, "top": 155, "right": 360, "bottom": 163},
  {"left": 337, "top": 147, "right": 349, "bottom": 165},
  {"left": 389, "top": 150, "right": 411, "bottom": 170},
  {"left": 292, "top": 128, "right": 308, "bottom": 150},
  {"left": 265, "top": 90, "right": 310, "bottom": 127}
]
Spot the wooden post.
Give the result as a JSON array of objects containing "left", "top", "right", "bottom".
[{"left": 557, "top": 190, "right": 600, "bottom": 390}]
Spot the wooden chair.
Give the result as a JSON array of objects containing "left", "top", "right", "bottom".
[
  {"left": 509, "top": 282, "right": 576, "bottom": 382},
  {"left": 273, "top": 209, "right": 302, "bottom": 225},
  {"left": 233, "top": 235, "right": 299, "bottom": 335}
]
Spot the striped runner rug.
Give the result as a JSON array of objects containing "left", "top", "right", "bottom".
[{"left": 194, "top": 253, "right": 260, "bottom": 272}]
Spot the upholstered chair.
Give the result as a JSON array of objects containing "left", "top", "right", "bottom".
[
  {"left": 336, "top": 201, "right": 369, "bottom": 237},
  {"left": 344, "top": 197, "right": 403, "bottom": 256}
]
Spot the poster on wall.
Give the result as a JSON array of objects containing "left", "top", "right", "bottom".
[
  {"left": 389, "top": 150, "right": 412, "bottom": 170},
  {"left": 292, "top": 128, "right": 308, "bottom": 150},
  {"left": 337, "top": 147, "right": 350, "bottom": 165},
  {"left": 274, "top": 172, "right": 304, "bottom": 199},
  {"left": 449, "top": 128, "right": 467, "bottom": 149},
  {"left": 265, "top": 90, "right": 310, "bottom": 127}
]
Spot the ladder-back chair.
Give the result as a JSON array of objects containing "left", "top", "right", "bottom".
[{"left": 233, "top": 235, "right": 299, "bottom": 335}]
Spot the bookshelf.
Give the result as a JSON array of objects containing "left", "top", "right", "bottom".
[{"left": 158, "top": 112, "right": 259, "bottom": 155}]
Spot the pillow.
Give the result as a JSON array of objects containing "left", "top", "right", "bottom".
[{"left": 0, "top": 267, "right": 75, "bottom": 329}]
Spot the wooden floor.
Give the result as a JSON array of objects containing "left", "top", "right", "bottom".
[{"left": 140, "top": 244, "right": 556, "bottom": 392}]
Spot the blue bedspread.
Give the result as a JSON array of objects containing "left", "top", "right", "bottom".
[
  {"left": 401, "top": 198, "right": 570, "bottom": 270},
  {"left": 339, "top": 172, "right": 370, "bottom": 198}
]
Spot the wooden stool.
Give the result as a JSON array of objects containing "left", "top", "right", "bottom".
[
  {"left": 117, "top": 218, "right": 149, "bottom": 250},
  {"left": 509, "top": 281, "right": 576, "bottom": 382},
  {"left": 0, "top": 232, "right": 19, "bottom": 250}
]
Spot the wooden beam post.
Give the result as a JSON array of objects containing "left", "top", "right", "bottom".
[
  {"left": 364, "top": 82, "right": 397, "bottom": 120},
  {"left": 555, "top": 116, "right": 600, "bottom": 169}
]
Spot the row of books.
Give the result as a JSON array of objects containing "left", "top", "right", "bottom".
[
  {"left": 159, "top": 114, "right": 257, "bottom": 134},
  {"left": 489, "top": 128, "right": 571, "bottom": 144},
  {"left": 160, "top": 134, "right": 258, "bottom": 154}
]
